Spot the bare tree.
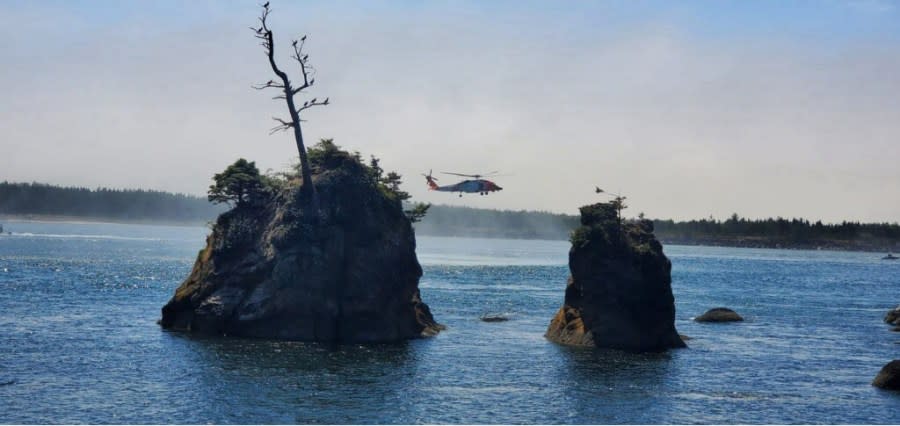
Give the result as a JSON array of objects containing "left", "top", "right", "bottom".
[{"left": 252, "top": 3, "right": 329, "bottom": 209}]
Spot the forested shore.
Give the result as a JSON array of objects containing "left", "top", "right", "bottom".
[
  {"left": 418, "top": 208, "right": 899, "bottom": 252},
  {"left": 1, "top": 181, "right": 898, "bottom": 251},
  {"left": 654, "top": 215, "right": 900, "bottom": 252},
  {"left": 0, "top": 181, "right": 223, "bottom": 225}
]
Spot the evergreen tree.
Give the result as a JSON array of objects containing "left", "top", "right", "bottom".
[{"left": 208, "top": 159, "right": 267, "bottom": 207}]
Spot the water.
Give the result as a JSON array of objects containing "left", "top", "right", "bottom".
[{"left": 0, "top": 220, "right": 898, "bottom": 424}]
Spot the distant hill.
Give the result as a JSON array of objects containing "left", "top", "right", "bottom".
[{"left": 1, "top": 181, "right": 898, "bottom": 251}]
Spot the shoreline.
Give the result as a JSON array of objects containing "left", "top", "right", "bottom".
[
  {"left": 2, "top": 214, "right": 896, "bottom": 254},
  {"left": 0, "top": 214, "right": 209, "bottom": 228}
]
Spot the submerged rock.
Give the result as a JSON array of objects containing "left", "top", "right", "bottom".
[
  {"left": 545, "top": 203, "right": 685, "bottom": 352},
  {"left": 885, "top": 305, "right": 900, "bottom": 326},
  {"left": 873, "top": 360, "right": 900, "bottom": 390},
  {"left": 159, "top": 146, "right": 442, "bottom": 342},
  {"left": 695, "top": 307, "right": 744, "bottom": 323}
]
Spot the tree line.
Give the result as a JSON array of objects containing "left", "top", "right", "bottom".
[
  {"left": 0, "top": 181, "right": 223, "bottom": 223},
  {"left": 652, "top": 213, "right": 900, "bottom": 251}
]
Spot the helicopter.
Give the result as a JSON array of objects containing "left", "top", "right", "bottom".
[{"left": 422, "top": 170, "right": 503, "bottom": 197}]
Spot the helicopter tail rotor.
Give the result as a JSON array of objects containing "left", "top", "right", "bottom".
[
  {"left": 423, "top": 169, "right": 440, "bottom": 190},
  {"left": 421, "top": 169, "right": 438, "bottom": 181}
]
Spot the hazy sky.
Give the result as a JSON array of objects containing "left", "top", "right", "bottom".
[{"left": 2, "top": 0, "right": 899, "bottom": 222}]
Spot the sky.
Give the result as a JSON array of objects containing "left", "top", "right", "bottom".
[{"left": 1, "top": 0, "right": 899, "bottom": 222}]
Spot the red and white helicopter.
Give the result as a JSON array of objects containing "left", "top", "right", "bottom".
[{"left": 423, "top": 170, "right": 503, "bottom": 197}]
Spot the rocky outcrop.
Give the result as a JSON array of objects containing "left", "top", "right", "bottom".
[
  {"left": 159, "top": 147, "right": 442, "bottom": 342},
  {"left": 885, "top": 306, "right": 900, "bottom": 326},
  {"left": 695, "top": 307, "right": 744, "bottom": 323},
  {"left": 545, "top": 203, "right": 685, "bottom": 352},
  {"left": 873, "top": 360, "right": 900, "bottom": 390}
]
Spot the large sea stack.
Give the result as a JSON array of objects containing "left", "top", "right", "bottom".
[
  {"left": 545, "top": 202, "right": 685, "bottom": 352},
  {"left": 159, "top": 144, "right": 442, "bottom": 342}
]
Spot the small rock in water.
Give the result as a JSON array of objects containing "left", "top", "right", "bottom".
[
  {"left": 695, "top": 307, "right": 744, "bottom": 323},
  {"left": 480, "top": 314, "right": 510, "bottom": 322},
  {"left": 884, "top": 305, "right": 900, "bottom": 326},
  {"left": 872, "top": 360, "right": 900, "bottom": 390}
]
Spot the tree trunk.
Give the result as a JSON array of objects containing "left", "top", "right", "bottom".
[{"left": 283, "top": 86, "right": 320, "bottom": 213}]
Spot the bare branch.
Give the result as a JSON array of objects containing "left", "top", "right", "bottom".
[
  {"left": 296, "top": 97, "right": 330, "bottom": 113},
  {"left": 251, "top": 79, "right": 285, "bottom": 90},
  {"left": 256, "top": 3, "right": 290, "bottom": 88},
  {"left": 290, "top": 35, "right": 314, "bottom": 93},
  {"left": 269, "top": 117, "right": 294, "bottom": 135}
]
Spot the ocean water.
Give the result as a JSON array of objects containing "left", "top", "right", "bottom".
[{"left": 0, "top": 220, "right": 898, "bottom": 424}]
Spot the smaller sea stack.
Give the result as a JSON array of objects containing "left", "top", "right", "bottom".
[{"left": 546, "top": 202, "right": 685, "bottom": 352}]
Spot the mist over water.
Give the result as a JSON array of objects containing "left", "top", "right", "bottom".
[{"left": 1, "top": 221, "right": 898, "bottom": 423}]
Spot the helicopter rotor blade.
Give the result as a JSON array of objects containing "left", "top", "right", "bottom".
[
  {"left": 441, "top": 171, "right": 504, "bottom": 179},
  {"left": 442, "top": 171, "right": 480, "bottom": 178}
]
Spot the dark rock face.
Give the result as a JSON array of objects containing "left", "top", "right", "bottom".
[
  {"left": 160, "top": 152, "right": 442, "bottom": 342},
  {"left": 873, "top": 360, "right": 900, "bottom": 390},
  {"left": 695, "top": 307, "right": 744, "bottom": 323},
  {"left": 545, "top": 203, "right": 685, "bottom": 352},
  {"left": 885, "top": 305, "right": 900, "bottom": 326}
]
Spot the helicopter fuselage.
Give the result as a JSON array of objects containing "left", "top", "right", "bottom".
[{"left": 426, "top": 176, "right": 502, "bottom": 195}]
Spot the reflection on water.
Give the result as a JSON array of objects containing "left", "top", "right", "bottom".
[
  {"left": 160, "top": 334, "right": 423, "bottom": 424},
  {"left": 551, "top": 344, "right": 678, "bottom": 424}
]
